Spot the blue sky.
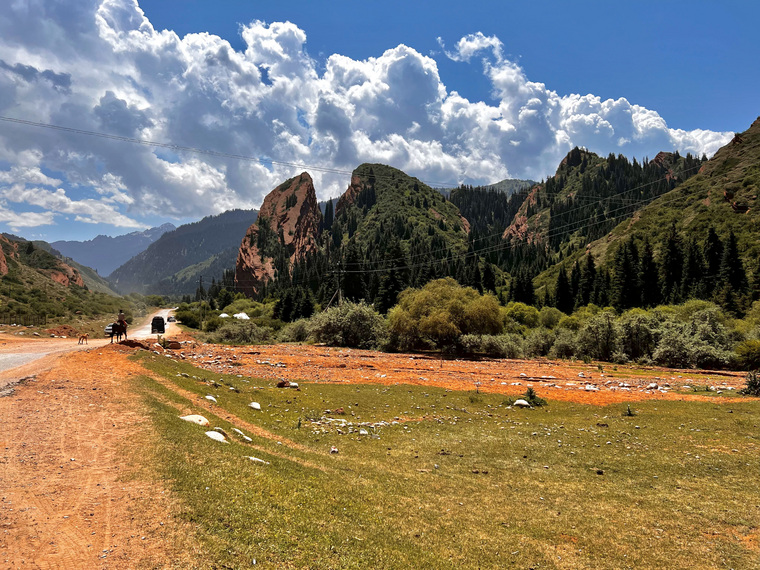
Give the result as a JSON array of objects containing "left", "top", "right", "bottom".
[{"left": 0, "top": 0, "right": 756, "bottom": 243}]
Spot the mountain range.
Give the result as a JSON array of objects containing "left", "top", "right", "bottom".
[
  {"left": 108, "top": 209, "right": 258, "bottom": 295},
  {"left": 230, "top": 116, "right": 760, "bottom": 317},
  {"left": 51, "top": 223, "right": 175, "bottom": 276}
]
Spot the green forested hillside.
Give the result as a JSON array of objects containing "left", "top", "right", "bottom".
[{"left": 543, "top": 116, "right": 760, "bottom": 314}]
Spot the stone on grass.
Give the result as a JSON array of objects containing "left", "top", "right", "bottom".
[
  {"left": 330, "top": 446, "right": 339, "bottom": 454},
  {"left": 179, "top": 414, "right": 209, "bottom": 427},
  {"left": 205, "top": 395, "right": 217, "bottom": 403},
  {"left": 512, "top": 399, "right": 531, "bottom": 408},
  {"left": 205, "top": 431, "right": 228, "bottom": 443},
  {"left": 245, "top": 456, "right": 270, "bottom": 465},
  {"left": 248, "top": 402, "right": 261, "bottom": 410}
]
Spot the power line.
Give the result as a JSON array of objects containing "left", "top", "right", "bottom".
[{"left": 0, "top": 115, "right": 466, "bottom": 189}]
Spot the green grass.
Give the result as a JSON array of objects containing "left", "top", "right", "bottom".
[{"left": 133, "top": 351, "right": 760, "bottom": 569}]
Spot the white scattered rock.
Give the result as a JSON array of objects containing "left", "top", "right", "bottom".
[
  {"left": 330, "top": 446, "right": 339, "bottom": 454},
  {"left": 204, "top": 431, "right": 228, "bottom": 443},
  {"left": 646, "top": 383, "right": 658, "bottom": 390},
  {"left": 519, "top": 372, "right": 528, "bottom": 377},
  {"left": 213, "top": 427, "right": 229, "bottom": 438},
  {"left": 513, "top": 399, "right": 531, "bottom": 408},
  {"left": 248, "top": 402, "right": 261, "bottom": 410},
  {"left": 245, "top": 456, "right": 269, "bottom": 465},
  {"left": 205, "top": 395, "right": 217, "bottom": 403},
  {"left": 359, "top": 429, "right": 369, "bottom": 436},
  {"left": 578, "top": 372, "right": 585, "bottom": 378},
  {"left": 179, "top": 414, "right": 210, "bottom": 426}
]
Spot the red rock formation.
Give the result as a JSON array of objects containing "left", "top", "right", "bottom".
[
  {"left": 235, "top": 172, "right": 323, "bottom": 296},
  {"left": 47, "top": 262, "right": 85, "bottom": 287},
  {"left": 0, "top": 238, "right": 8, "bottom": 276},
  {"left": 336, "top": 174, "right": 363, "bottom": 215}
]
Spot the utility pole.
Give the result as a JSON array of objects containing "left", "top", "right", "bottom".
[{"left": 337, "top": 260, "right": 343, "bottom": 304}]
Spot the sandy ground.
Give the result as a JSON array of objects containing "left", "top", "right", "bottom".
[
  {"left": 159, "top": 342, "right": 748, "bottom": 405},
  {"left": 0, "top": 324, "right": 752, "bottom": 568}
]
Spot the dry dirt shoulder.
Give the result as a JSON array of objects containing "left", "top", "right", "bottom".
[{"left": 0, "top": 343, "right": 198, "bottom": 569}]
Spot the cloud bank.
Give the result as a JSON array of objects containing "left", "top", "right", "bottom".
[{"left": 0, "top": 0, "right": 733, "bottom": 235}]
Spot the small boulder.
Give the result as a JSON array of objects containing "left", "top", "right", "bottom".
[
  {"left": 204, "top": 431, "right": 228, "bottom": 443},
  {"left": 245, "top": 456, "right": 269, "bottom": 465},
  {"left": 205, "top": 395, "right": 218, "bottom": 403},
  {"left": 179, "top": 414, "right": 209, "bottom": 427},
  {"left": 248, "top": 402, "right": 261, "bottom": 410},
  {"left": 513, "top": 399, "right": 531, "bottom": 408}
]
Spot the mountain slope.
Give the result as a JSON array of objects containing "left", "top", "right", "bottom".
[
  {"left": 109, "top": 209, "right": 257, "bottom": 295},
  {"left": 52, "top": 223, "right": 174, "bottom": 276},
  {"left": 32, "top": 240, "right": 119, "bottom": 295},
  {"left": 585, "top": 116, "right": 760, "bottom": 272}
]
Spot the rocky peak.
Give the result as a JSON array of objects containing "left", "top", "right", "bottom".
[{"left": 235, "top": 172, "right": 322, "bottom": 295}]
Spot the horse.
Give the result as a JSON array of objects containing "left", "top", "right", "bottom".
[{"left": 110, "top": 322, "right": 127, "bottom": 343}]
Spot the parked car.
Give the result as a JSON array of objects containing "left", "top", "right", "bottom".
[
  {"left": 151, "top": 316, "right": 166, "bottom": 334},
  {"left": 104, "top": 323, "right": 113, "bottom": 337}
]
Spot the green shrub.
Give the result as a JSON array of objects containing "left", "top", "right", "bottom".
[
  {"left": 310, "top": 301, "right": 387, "bottom": 349},
  {"left": 524, "top": 327, "right": 556, "bottom": 357},
  {"left": 576, "top": 310, "right": 618, "bottom": 361},
  {"left": 617, "top": 308, "right": 659, "bottom": 360},
  {"left": 557, "top": 315, "right": 581, "bottom": 331},
  {"left": 740, "top": 371, "right": 760, "bottom": 396},
  {"left": 480, "top": 334, "right": 524, "bottom": 359},
  {"left": 523, "top": 387, "right": 547, "bottom": 407},
  {"left": 278, "top": 319, "right": 312, "bottom": 343},
  {"left": 388, "top": 278, "right": 501, "bottom": 350},
  {"left": 539, "top": 306, "right": 564, "bottom": 329},
  {"left": 458, "top": 334, "right": 483, "bottom": 355},
  {"left": 652, "top": 324, "right": 693, "bottom": 368},
  {"left": 175, "top": 309, "right": 200, "bottom": 329},
  {"left": 206, "top": 321, "right": 273, "bottom": 345},
  {"left": 549, "top": 329, "right": 576, "bottom": 359},
  {"left": 203, "top": 315, "right": 224, "bottom": 333},
  {"left": 735, "top": 339, "right": 760, "bottom": 370},
  {"left": 504, "top": 302, "right": 540, "bottom": 328}
]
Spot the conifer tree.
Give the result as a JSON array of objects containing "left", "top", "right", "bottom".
[
  {"left": 577, "top": 254, "right": 597, "bottom": 307},
  {"left": 569, "top": 261, "right": 582, "bottom": 308},
  {"left": 659, "top": 223, "right": 683, "bottom": 304},
  {"left": 703, "top": 226, "right": 723, "bottom": 295},
  {"left": 638, "top": 237, "right": 659, "bottom": 307},
  {"left": 680, "top": 238, "right": 705, "bottom": 300},
  {"left": 554, "top": 267, "right": 574, "bottom": 314}
]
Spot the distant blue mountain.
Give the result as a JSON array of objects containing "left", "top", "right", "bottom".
[{"left": 51, "top": 223, "right": 175, "bottom": 276}]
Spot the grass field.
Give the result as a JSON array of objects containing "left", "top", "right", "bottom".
[{"left": 133, "top": 351, "right": 760, "bottom": 569}]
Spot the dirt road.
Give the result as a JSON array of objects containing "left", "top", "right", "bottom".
[
  {"left": 0, "top": 311, "right": 194, "bottom": 569},
  {"left": 0, "top": 310, "right": 178, "bottom": 392}
]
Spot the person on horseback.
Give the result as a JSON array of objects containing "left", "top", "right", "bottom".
[{"left": 117, "top": 309, "right": 127, "bottom": 329}]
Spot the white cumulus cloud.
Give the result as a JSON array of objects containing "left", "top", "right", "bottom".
[{"left": 0, "top": 2, "right": 734, "bottom": 238}]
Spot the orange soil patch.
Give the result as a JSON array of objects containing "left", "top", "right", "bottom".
[
  {"left": 156, "top": 342, "right": 749, "bottom": 405},
  {"left": 0, "top": 343, "right": 202, "bottom": 568}
]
